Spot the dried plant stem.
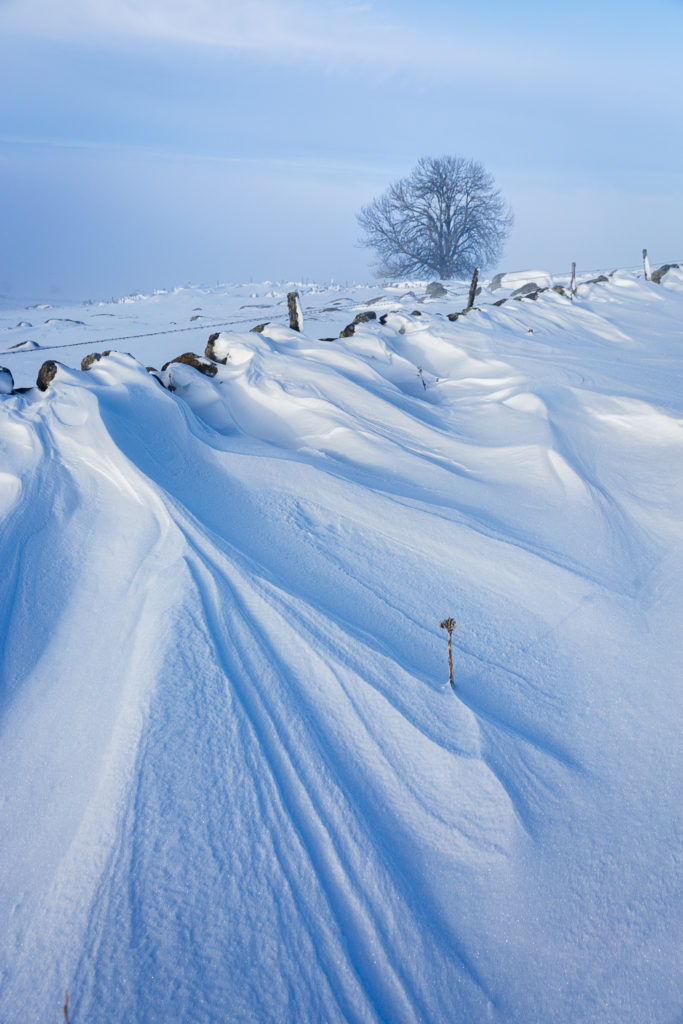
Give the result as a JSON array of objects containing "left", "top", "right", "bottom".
[
  {"left": 440, "top": 618, "right": 456, "bottom": 689},
  {"left": 63, "top": 991, "right": 72, "bottom": 1024}
]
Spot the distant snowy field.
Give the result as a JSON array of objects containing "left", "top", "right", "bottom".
[{"left": 1, "top": 268, "right": 682, "bottom": 1024}]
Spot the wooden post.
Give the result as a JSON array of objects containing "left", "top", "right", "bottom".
[
  {"left": 287, "top": 291, "right": 303, "bottom": 331},
  {"left": 440, "top": 618, "right": 456, "bottom": 689},
  {"left": 570, "top": 261, "right": 576, "bottom": 298},
  {"left": 642, "top": 248, "right": 651, "bottom": 281},
  {"left": 466, "top": 267, "right": 479, "bottom": 311}
]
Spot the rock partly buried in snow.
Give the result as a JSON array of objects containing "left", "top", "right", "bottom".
[
  {"left": 81, "top": 350, "right": 113, "bottom": 371},
  {"left": 0, "top": 367, "right": 14, "bottom": 394},
  {"left": 81, "top": 352, "right": 102, "bottom": 371},
  {"left": 584, "top": 275, "right": 610, "bottom": 286},
  {"left": 36, "top": 360, "right": 59, "bottom": 391},
  {"left": 205, "top": 335, "right": 254, "bottom": 365},
  {"left": 9, "top": 339, "right": 40, "bottom": 351},
  {"left": 651, "top": 263, "right": 679, "bottom": 285},
  {"left": 250, "top": 323, "right": 270, "bottom": 334},
  {"left": 511, "top": 282, "right": 541, "bottom": 297},
  {"left": 146, "top": 369, "right": 169, "bottom": 389},
  {"left": 206, "top": 332, "right": 230, "bottom": 363},
  {"left": 339, "top": 311, "right": 377, "bottom": 338},
  {"left": 161, "top": 353, "right": 218, "bottom": 377},
  {"left": 378, "top": 312, "right": 409, "bottom": 332},
  {"left": 447, "top": 306, "right": 478, "bottom": 321},
  {"left": 425, "top": 281, "right": 447, "bottom": 298}
]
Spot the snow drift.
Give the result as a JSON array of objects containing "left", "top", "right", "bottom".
[{"left": 0, "top": 270, "right": 682, "bottom": 1023}]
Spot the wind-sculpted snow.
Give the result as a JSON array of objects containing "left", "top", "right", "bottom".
[{"left": 0, "top": 271, "right": 682, "bottom": 1023}]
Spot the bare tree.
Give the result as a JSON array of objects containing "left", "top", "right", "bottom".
[{"left": 357, "top": 155, "right": 513, "bottom": 280}]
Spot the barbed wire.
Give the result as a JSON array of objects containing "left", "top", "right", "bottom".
[
  {"left": 0, "top": 301, "right": 361, "bottom": 358},
  {"left": 1, "top": 259, "right": 680, "bottom": 360},
  {"left": 0, "top": 313, "right": 277, "bottom": 358}
]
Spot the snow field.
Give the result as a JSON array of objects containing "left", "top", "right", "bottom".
[{"left": 0, "top": 270, "right": 682, "bottom": 1023}]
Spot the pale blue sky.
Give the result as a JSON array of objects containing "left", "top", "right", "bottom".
[{"left": 2, "top": 0, "right": 682, "bottom": 302}]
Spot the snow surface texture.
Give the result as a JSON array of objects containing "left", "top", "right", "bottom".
[{"left": 1, "top": 271, "right": 682, "bottom": 1024}]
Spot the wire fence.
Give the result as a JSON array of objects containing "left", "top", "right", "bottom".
[
  {"left": 0, "top": 313, "right": 269, "bottom": 358},
  {"left": 1, "top": 258, "right": 680, "bottom": 361}
]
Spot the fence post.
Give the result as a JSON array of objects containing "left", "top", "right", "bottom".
[
  {"left": 642, "top": 249, "right": 651, "bottom": 281},
  {"left": 570, "top": 261, "right": 576, "bottom": 298},
  {"left": 466, "top": 267, "right": 479, "bottom": 311},
  {"left": 287, "top": 291, "right": 303, "bottom": 331}
]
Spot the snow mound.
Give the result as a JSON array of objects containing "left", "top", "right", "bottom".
[{"left": 491, "top": 269, "right": 554, "bottom": 290}]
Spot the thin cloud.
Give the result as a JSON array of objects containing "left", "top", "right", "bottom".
[
  {"left": 2, "top": 0, "right": 678, "bottom": 110},
  {"left": 2, "top": 0, "right": 403, "bottom": 62},
  {"left": 0, "top": 0, "right": 587, "bottom": 88}
]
